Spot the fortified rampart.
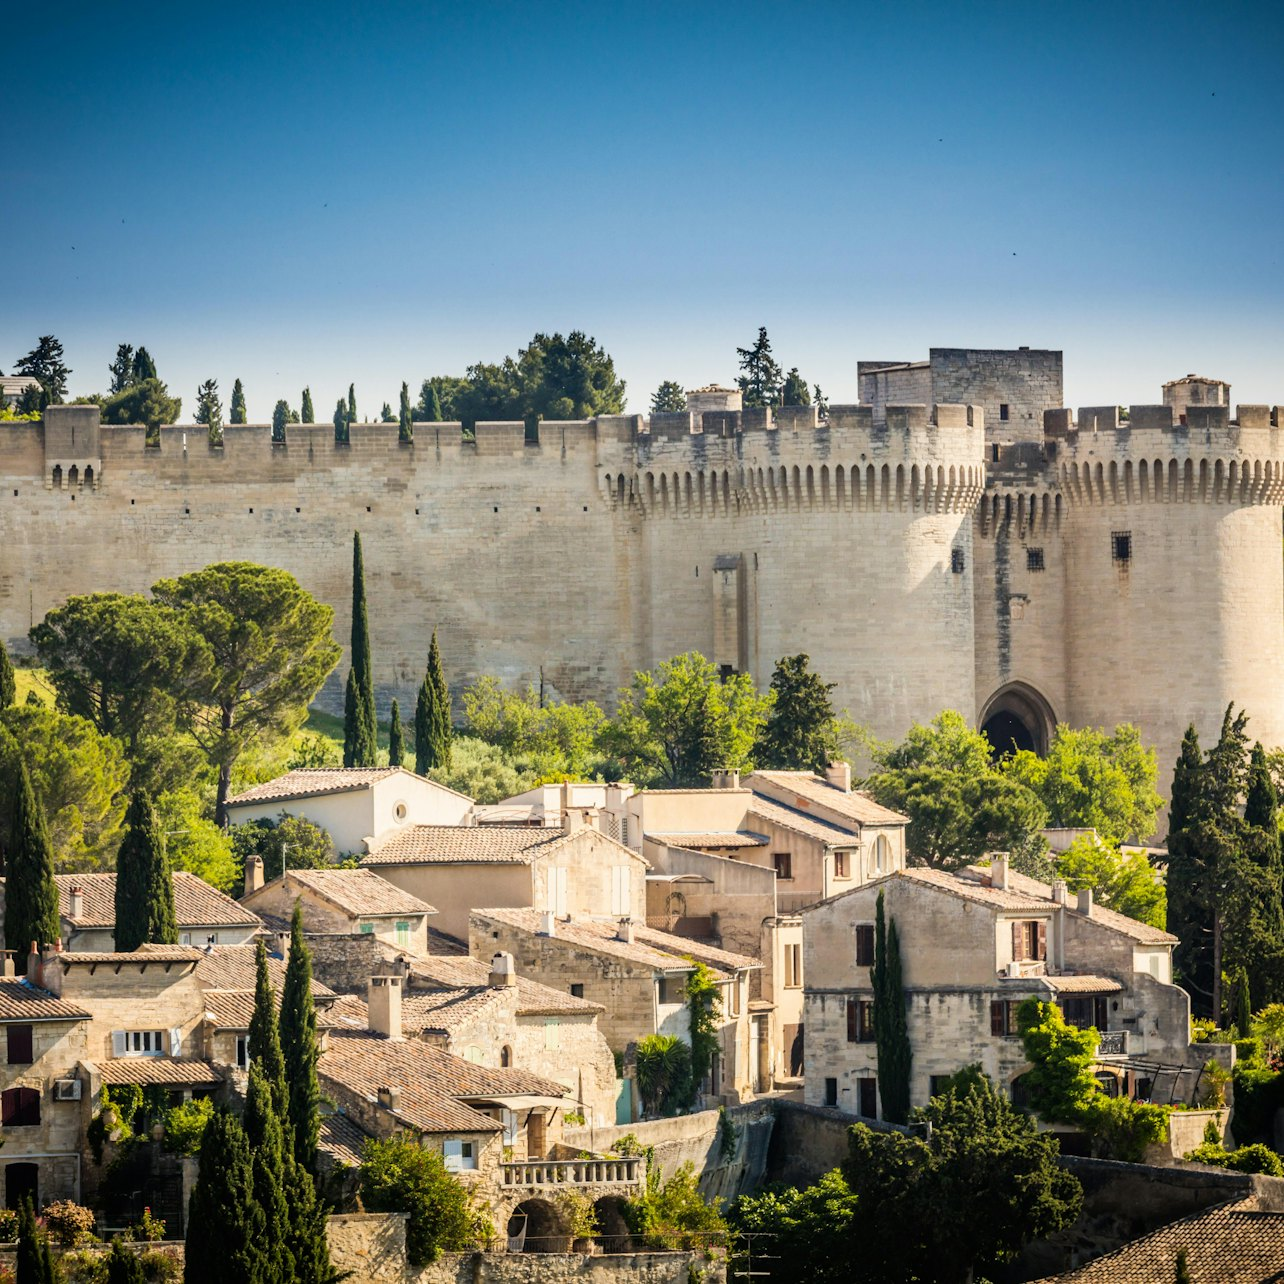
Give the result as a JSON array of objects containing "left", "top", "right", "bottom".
[{"left": 3, "top": 352, "right": 1283, "bottom": 826}]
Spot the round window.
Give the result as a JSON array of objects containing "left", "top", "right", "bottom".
[{"left": 394, "top": 802, "right": 408, "bottom": 822}]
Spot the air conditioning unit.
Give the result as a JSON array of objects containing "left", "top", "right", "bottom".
[
  {"left": 1006, "top": 961, "right": 1023, "bottom": 978},
  {"left": 54, "top": 1079, "right": 82, "bottom": 1101}
]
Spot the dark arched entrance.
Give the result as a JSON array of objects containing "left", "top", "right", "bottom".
[
  {"left": 507, "top": 1198, "right": 570, "bottom": 1253},
  {"left": 979, "top": 683, "right": 1056, "bottom": 759},
  {"left": 5, "top": 1162, "right": 38, "bottom": 1210},
  {"left": 593, "top": 1196, "right": 632, "bottom": 1254}
]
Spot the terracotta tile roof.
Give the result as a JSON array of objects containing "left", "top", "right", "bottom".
[
  {"left": 1031, "top": 1197, "right": 1284, "bottom": 1282},
  {"left": 96, "top": 1058, "right": 224, "bottom": 1086},
  {"left": 404, "top": 951, "right": 604, "bottom": 1016},
  {"left": 61, "top": 947, "right": 205, "bottom": 965},
  {"left": 56, "top": 872, "right": 261, "bottom": 929},
  {"left": 319, "top": 1031, "right": 567, "bottom": 1135},
  {"left": 226, "top": 767, "right": 401, "bottom": 805},
  {"left": 897, "top": 866, "right": 1054, "bottom": 912},
  {"left": 326, "top": 989, "right": 507, "bottom": 1037},
  {"left": 0, "top": 979, "right": 90, "bottom": 1023},
  {"left": 1041, "top": 975, "right": 1123, "bottom": 994},
  {"left": 748, "top": 771, "right": 909, "bottom": 827},
  {"left": 647, "top": 832, "right": 768, "bottom": 850},
  {"left": 317, "top": 1112, "right": 371, "bottom": 1168},
  {"left": 631, "top": 923, "right": 760, "bottom": 973},
  {"left": 746, "top": 796, "right": 861, "bottom": 846},
  {"left": 202, "top": 990, "right": 337, "bottom": 1031},
  {"left": 270, "top": 869, "right": 435, "bottom": 918},
  {"left": 999, "top": 869, "right": 1178, "bottom": 945},
  {"left": 193, "top": 944, "right": 336, "bottom": 998},
  {"left": 363, "top": 825, "right": 578, "bottom": 865}
]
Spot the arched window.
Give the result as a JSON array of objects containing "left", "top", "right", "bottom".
[
  {"left": 872, "top": 835, "right": 889, "bottom": 876},
  {"left": 500, "top": 1045, "right": 513, "bottom": 1068}
]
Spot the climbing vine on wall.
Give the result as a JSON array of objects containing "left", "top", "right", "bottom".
[{"left": 686, "top": 961, "right": 722, "bottom": 1107}]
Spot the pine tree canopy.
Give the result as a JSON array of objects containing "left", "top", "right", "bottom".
[
  {"left": 109, "top": 344, "right": 136, "bottom": 395},
  {"left": 736, "top": 326, "right": 782, "bottom": 409},
  {"left": 14, "top": 335, "right": 71, "bottom": 404},
  {"left": 114, "top": 789, "right": 178, "bottom": 951},
  {"left": 650, "top": 380, "right": 687, "bottom": 413},
  {"left": 780, "top": 367, "right": 811, "bottom": 406},
  {"left": 195, "top": 379, "right": 222, "bottom": 433},
  {"left": 756, "top": 653, "right": 838, "bottom": 772},
  {"left": 3, "top": 756, "right": 60, "bottom": 974}
]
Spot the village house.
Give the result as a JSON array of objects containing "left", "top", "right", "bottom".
[
  {"left": 474, "top": 782, "right": 636, "bottom": 839},
  {"left": 225, "top": 766, "right": 473, "bottom": 855},
  {"left": 240, "top": 861, "right": 436, "bottom": 951},
  {"left": 802, "top": 859, "right": 1197, "bottom": 1120}
]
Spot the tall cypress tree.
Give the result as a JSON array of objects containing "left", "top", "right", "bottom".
[
  {"left": 230, "top": 378, "right": 247, "bottom": 424},
  {"left": 184, "top": 1110, "right": 265, "bottom": 1284},
  {"left": 301, "top": 387, "right": 315, "bottom": 423},
  {"left": 280, "top": 902, "right": 321, "bottom": 1171},
  {"left": 427, "top": 383, "right": 443, "bottom": 422},
  {"left": 333, "top": 398, "right": 348, "bottom": 444},
  {"left": 106, "top": 1238, "right": 145, "bottom": 1284},
  {"left": 348, "top": 383, "right": 357, "bottom": 425},
  {"left": 387, "top": 699, "right": 404, "bottom": 767},
  {"left": 114, "top": 790, "right": 178, "bottom": 951},
  {"left": 248, "top": 940, "right": 289, "bottom": 1117},
  {"left": 414, "top": 629, "right": 452, "bottom": 774},
  {"left": 343, "top": 532, "right": 377, "bottom": 767},
  {"left": 0, "top": 636, "right": 15, "bottom": 707},
  {"left": 4, "top": 758, "right": 59, "bottom": 975},
  {"left": 244, "top": 1062, "right": 293, "bottom": 1284},
  {"left": 398, "top": 381, "right": 413, "bottom": 443},
  {"left": 1167, "top": 726, "right": 1207, "bottom": 1005},
  {"left": 283, "top": 1154, "right": 335, "bottom": 1284},
  {"left": 872, "top": 890, "right": 912, "bottom": 1124}
]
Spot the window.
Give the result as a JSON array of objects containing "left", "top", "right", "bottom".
[
  {"left": 359, "top": 923, "right": 375, "bottom": 935},
  {"left": 545, "top": 867, "right": 569, "bottom": 917},
  {"left": 393, "top": 802, "right": 408, "bottom": 821},
  {"left": 834, "top": 851, "right": 848, "bottom": 880},
  {"left": 847, "top": 998, "right": 875, "bottom": 1042},
  {"left": 872, "top": 835, "right": 889, "bottom": 874},
  {"left": 929, "top": 1075, "right": 952, "bottom": 1098},
  {"left": 990, "top": 1000, "right": 1023, "bottom": 1037},
  {"left": 500, "top": 1045, "right": 513, "bottom": 1068},
  {"left": 544, "top": 1018, "right": 560, "bottom": 1051},
  {"left": 999, "top": 403, "right": 1010, "bottom": 421},
  {"left": 236, "top": 1035, "right": 250, "bottom": 1070},
  {"left": 570, "top": 984, "right": 584, "bottom": 999},
  {"left": 858, "top": 1077, "right": 877, "bottom": 1118},
  {"left": 1026, "top": 547, "right": 1045, "bottom": 572},
  {"left": 1112, "top": 531, "right": 1132, "bottom": 564},
  {"left": 443, "top": 1139, "right": 477, "bottom": 1171},
  {"left": 501, "top": 1109, "right": 518, "bottom": 1146},
  {"left": 824, "top": 1078, "right": 838, "bottom": 1108},
  {"left": 6, "top": 1025, "right": 34, "bottom": 1065},
  {"left": 1011, "top": 920, "right": 1047, "bottom": 962},
  {"left": 1062, "top": 996, "right": 1109, "bottom": 1031},
  {"left": 855, "top": 925, "right": 875, "bottom": 967},
  {"left": 395, "top": 921, "right": 410, "bottom": 947},
  {"left": 951, "top": 547, "right": 965, "bottom": 574},
  {"left": 773, "top": 852, "right": 793, "bottom": 881},
  {"left": 610, "top": 866, "right": 632, "bottom": 916},
  {"left": 1, "top": 1087, "right": 40, "bottom": 1127},
  {"left": 784, "top": 944, "right": 802, "bottom": 988},
  {"left": 115, "top": 1030, "right": 165, "bottom": 1057}
]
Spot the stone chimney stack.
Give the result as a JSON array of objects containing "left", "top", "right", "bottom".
[
  {"left": 488, "top": 952, "right": 517, "bottom": 988},
  {"left": 377, "top": 1085, "right": 402, "bottom": 1111},
  {"left": 539, "top": 911, "right": 557, "bottom": 938},
  {"left": 2, "top": 953, "right": 14, "bottom": 979},
  {"left": 68, "top": 886, "right": 84, "bottom": 920},
  {"left": 244, "top": 855, "right": 265, "bottom": 895},
  {"left": 824, "top": 762, "right": 852, "bottom": 793},
  {"left": 1051, "top": 880, "right": 1068, "bottom": 907},
  {"left": 1077, "top": 888, "right": 1094, "bottom": 917},
  {"left": 712, "top": 769, "right": 740, "bottom": 790},
  {"left": 616, "top": 917, "right": 635, "bottom": 944},
  {"left": 990, "top": 856, "right": 1009, "bottom": 891},
  {"left": 564, "top": 808, "right": 587, "bottom": 834},
  {"left": 368, "top": 975, "right": 403, "bottom": 1041}
]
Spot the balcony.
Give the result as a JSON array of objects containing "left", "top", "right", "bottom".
[
  {"left": 500, "top": 1157, "right": 644, "bottom": 1189},
  {"left": 1097, "top": 1030, "right": 1128, "bottom": 1057}
]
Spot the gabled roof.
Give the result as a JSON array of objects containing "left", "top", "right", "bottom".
[
  {"left": 56, "top": 872, "right": 261, "bottom": 930},
  {"left": 327, "top": 989, "right": 508, "bottom": 1037},
  {"left": 318, "top": 1112, "right": 370, "bottom": 1168},
  {"left": 746, "top": 796, "right": 860, "bottom": 847},
  {"left": 0, "top": 979, "right": 90, "bottom": 1023},
  {"left": 202, "top": 990, "right": 338, "bottom": 1032},
  {"left": 747, "top": 771, "right": 909, "bottom": 828},
  {"left": 227, "top": 767, "right": 473, "bottom": 807},
  {"left": 364, "top": 824, "right": 642, "bottom": 867},
  {"left": 647, "top": 831, "right": 768, "bottom": 850},
  {"left": 406, "top": 951, "right": 605, "bottom": 1017},
  {"left": 262, "top": 869, "right": 435, "bottom": 919},
  {"left": 989, "top": 868, "right": 1177, "bottom": 945},
  {"left": 193, "top": 944, "right": 336, "bottom": 998},
  {"left": 95, "top": 1058, "right": 224, "bottom": 1086}
]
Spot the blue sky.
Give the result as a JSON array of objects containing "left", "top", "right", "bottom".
[{"left": 3, "top": 1, "right": 1281, "bottom": 418}]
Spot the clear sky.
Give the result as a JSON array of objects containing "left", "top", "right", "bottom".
[{"left": 3, "top": 1, "right": 1281, "bottom": 419}]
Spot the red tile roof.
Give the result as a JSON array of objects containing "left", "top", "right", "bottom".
[
  {"left": 96, "top": 1058, "right": 224, "bottom": 1086},
  {"left": 227, "top": 767, "right": 401, "bottom": 805},
  {"left": 748, "top": 771, "right": 909, "bottom": 827},
  {"left": 0, "top": 979, "right": 90, "bottom": 1023},
  {"left": 363, "top": 825, "right": 579, "bottom": 865},
  {"left": 266, "top": 869, "right": 435, "bottom": 918},
  {"left": 56, "top": 872, "right": 261, "bottom": 929}
]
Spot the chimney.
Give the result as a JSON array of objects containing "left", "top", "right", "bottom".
[
  {"left": 616, "top": 917, "right": 635, "bottom": 944},
  {"left": 68, "top": 886, "right": 84, "bottom": 920},
  {"left": 712, "top": 769, "right": 740, "bottom": 790},
  {"left": 564, "top": 808, "right": 586, "bottom": 834},
  {"left": 1051, "top": 880, "right": 1067, "bottom": 907},
  {"left": 2, "top": 953, "right": 14, "bottom": 979},
  {"left": 1077, "top": 888, "right": 1094, "bottom": 917},
  {"left": 824, "top": 761, "right": 852, "bottom": 793},
  {"left": 368, "top": 975, "right": 403, "bottom": 1040},
  {"left": 244, "top": 855, "right": 264, "bottom": 895},
  {"left": 27, "top": 941, "right": 42, "bottom": 984},
  {"left": 376, "top": 1085, "right": 402, "bottom": 1111},
  {"left": 539, "top": 911, "right": 557, "bottom": 938},
  {"left": 488, "top": 952, "right": 517, "bottom": 988},
  {"left": 990, "top": 856, "right": 1009, "bottom": 891}
]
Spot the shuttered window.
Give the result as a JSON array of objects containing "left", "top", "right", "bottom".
[
  {"left": 855, "top": 925, "right": 875, "bottom": 967},
  {"left": 1, "top": 1086, "right": 40, "bottom": 1126},
  {"left": 990, "top": 1000, "right": 1023, "bottom": 1037},
  {"left": 1011, "top": 920, "right": 1047, "bottom": 961},
  {"left": 7, "top": 1024, "right": 34, "bottom": 1065}
]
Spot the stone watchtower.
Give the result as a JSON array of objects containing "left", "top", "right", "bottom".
[{"left": 42, "top": 405, "right": 101, "bottom": 491}]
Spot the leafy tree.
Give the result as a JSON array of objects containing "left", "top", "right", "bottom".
[
  {"left": 243, "top": 1062, "right": 293, "bottom": 1284},
  {"left": 348, "top": 383, "right": 357, "bottom": 425},
  {"left": 650, "top": 381, "right": 687, "bottom": 413},
  {"left": 0, "top": 703, "right": 130, "bottom": 868},
  {"left": 156, "top": 789, "right": 238, "bottom": 891},
  {"left": 230, "top": 814, "right": 336, "bottom": 886},
  {"left": 132, "top": 347, "right": 158, "bottom": 383},
  {"left": 280, "top": 903, "right": 321, "bottom": 1171},
  {"left": 461, "top": 676, "right": 605, "bottom": 777},
  {"left": 414, "top": 629, "right": 452, "bottom": 774},
  {"left": 3, "top": 757, "right": 60, "bottom": 971},
  {"left": 728, "top": 1170, "right": 856, "bottom": 1284},
  {"left": 872, "top": 891, "right": 911, "bottom": 1122},
  {"left": 249, "top": 939, "right": 289, "bottom": 1115},
  {"left": 272, "top": 399, "right": 290, "bottom": 444},
  {"left": 152, "top": 562, "right": 341, "bottom": 825},
  {"left": 0, "top": 636, "right": 14, "bottom": 708},
  {"left": 1056, "top": 834, "right": 1167, "bottom": 929},
  {"left": 1005, "top": 723, "right": 1163, "bottom": 843},
  {"left": 813, "top": 385, "right": 829, "bottom": 419},
  {"left": 379, "top": 401, "right": 395, "bottom": 423},
  {"left": 300, "top": 387, "right": 314, "bottom": 423},
  {"left": 755, "top": 653, "right": 838, "bottom": 772},
  {"left": 736, "top": 327, "right": 782, "bottom": 409},
  {"left": 600, "top": 652, "right": 770, "bottom": 787},
  {"left": 101, "top": 377, "right": 181, "bottom": 431},
  {"left": 343, "top": 533, "right": 377, "bottom": 767},
  {"left": 624, "top": 1160, "right": 726, "bottom": 1250},
  {"left": 387, "top": 699, "right": 404, "bottom": 767},
  {"left": 15, "top": 335, "right": 70, "bottom": 404},
  {"left": 109, "top": 344, "right": 136, "bottom": 394},
  {"left": 414, "top": 377, "right": 464, "bottom": 422},
  {"left": 780, "top": 368, "right": 811, "bottom": 406},
  {"left": 398, "top": 381, "right": 413, "bottom": 443},
  {"left": 1174, "top": 1249, "right": 1192, "bottom": 1284},
  {"left": 333, "top": 397, "right": 349, "bottom": 444},
  {"left": 864, "top": 711, "right": 1048, "bottom": 870},
  {"left": 359, "top": 1137, "right": 490, "bottom": 1265},
  {"left": 635, "top": 1034, "right": 692, "bottom": 1117},
  {"left": 196, "top": 379, "right": 223, "bottom": 444},
  {"left": 106, "top": 1237, "right": 146, "bottom": 1284},
  {"left": 184, "top": 1109, "right": 265, "bottom": 1284},
  {"left": 230, "top": 378, "right": 247, "bottom": 424},
  {"left": 423, "top": 734, "right": 525, "bottom": 805},
  {"left": 114, "top": 790, "right": 178, "bottom": 950},
  {"left": 1014, "top": 997, "right": 1100, "bottom": 1119}
]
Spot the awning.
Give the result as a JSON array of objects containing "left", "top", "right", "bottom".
[
  {"left": 459, "top": 1094, "right": 573, "bottom": 1111},
  {"left": 1042, "top": 975, "right": 1123, "bottom": 994},
  {"left": 646, "top": 873, "right": 714, "bottom": 885}
]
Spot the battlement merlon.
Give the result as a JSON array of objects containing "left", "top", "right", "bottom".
[{"left": 1044, "top": 403, "right": 1284, "bottom": 447}]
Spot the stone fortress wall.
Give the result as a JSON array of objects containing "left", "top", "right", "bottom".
[{"left": 2, "top": 347, "right": 1283, "bottom": 821}]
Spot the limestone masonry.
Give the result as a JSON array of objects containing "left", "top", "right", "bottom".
[{"left": 4, "top": 346, "right": 1283, "bottom": 814}]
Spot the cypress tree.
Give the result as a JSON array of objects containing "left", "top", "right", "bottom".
[
  {"left": 184, "top": 1110, "right": 265, "bottom": 1284},
  {"left": 272, "top": 399, "right": 289, "bottom": 444},
  {"left": 244, "top": 1062, "right": 293, "bottom": 1284},
  {"left": 428, "top": 383, "right": 443, "bottom": 422},
  {"left": 348, "top": 383, "right": 357, "bottom": 425},
  {"left": 343, "top": 532, "right": 377, "bottom": 767},
  {"left": 414, "top": 629, "right": 452, "bottom": 774},
  {"left": 114, "top": 789, "right": 178, "bottom": 951},
  {"left": 333, "top": 398, "right": 348, "bottom": 444},
  {"left": 1174, "top": 1250, "right": 1192, "bottom": 1284},
  {"left": 248, "top": 939, "right": 289, "bottom": 1117},
  {"left": 301, "top": 387, "right": 315, "bottom": 423},
  {"left": 280, "top": 902, "right": 321, "bottom": 1171},
  {"left": 1167, "top": 726, "right": 1208, "bottom": 1007},
  {"left": 16, "top": 1196, "right": 44, "bottom": 1284},
  {"left": 283, "top": 1156, "right": 335, "bottom": 1284},
  {"left": 106, "top": 1238, "right": 146, "bottom": 1284},
  {"left": 230, "top": 378, "right": 247, "bottom": 425},
  {"left": 1245, "top": 742, "right": 1280, "bottom": 855},
  {"left": 387, "top": 699, "right": 404, "bottom": 767},
  {"left": 872, "top": 891, "right": 912, "bottom": 1124},
  {"left": 0, "top": 636, "right": 15, "bottom": 707},
  {"left": 398, "top": 380, "right": 413, "bottom": 443},
  {"left": 4, "top": 758, "right": 59, "bottom": 975}
]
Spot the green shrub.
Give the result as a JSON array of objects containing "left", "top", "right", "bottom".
[
  {"left": 1185, "top": 1141, "right": 1284, "bottom": 1176},
  {"left": 1078, "top": 1095, "right": 1169, "bottom": 1162},
  {"left": 43, "top": 1199, "right": 97, "bottom": 1246},
  {"left": 0, "top": 1209, "right": 17, "bottom": 1242},
  {"left": 139, "top": 1246, "right": 182, "bottom": 1280},
  {"left": 162, "top": 1098, "right": 212, "bottom": 1155},
  {"left": 624, "top": 1161, "right": 726, "bottom": 1250},
  {"left": 1231, "top": 1058, "right": 1284, "bottom": 1144}
]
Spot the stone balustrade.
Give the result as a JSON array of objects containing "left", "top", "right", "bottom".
[{"left": 500, "top": 1157, "right": 644, "bottom": 1188}]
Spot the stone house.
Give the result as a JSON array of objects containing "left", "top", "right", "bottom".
[
  {"left": 240, "top": 864, "right": 436, "bottom": 952},
  {"left": 362, "top": 815, "right": 650, "bottom": 942},
  {"left": 475, "top": 782, "right": 636, "bottom": 838},
  {"left": 802, "top": 859, "right": 1195, "bottom": 1119},
  {"left": 470, "top": 908, "right": 761, "bottom": 1107},
  {"left": 50, "top": 872, "right": 262, "bottom": 951},
  {"left": 225, "top": 766, "right": 473, "bottom": 855}
]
